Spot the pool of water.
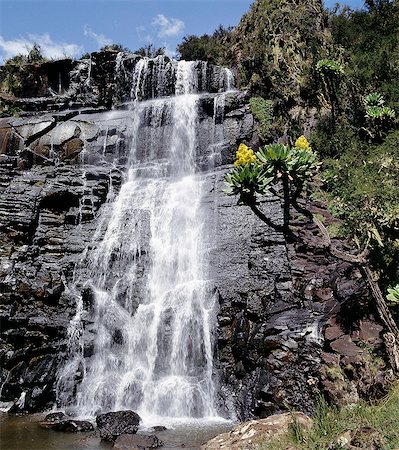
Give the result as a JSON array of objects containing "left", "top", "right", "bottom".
[{"left": 0, "top": 414, "right": 234, "bottom": 450}]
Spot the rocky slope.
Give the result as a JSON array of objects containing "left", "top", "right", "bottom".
[{"left": 0, "top": 53, "right": 395, "bottom": 419}]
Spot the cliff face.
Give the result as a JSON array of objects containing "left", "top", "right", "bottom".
[{"left": 0, "top": 53, "right": 394, "bottom": 419}]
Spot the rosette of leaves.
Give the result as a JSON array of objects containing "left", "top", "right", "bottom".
[
  {"left": 288, "top": 147, "right": 319, "bottom": 184},
  {"left": 316, "top": 59, "right": 344, "bottom": 76},
  {"left": 363, "top": 92, "right": 396, "bottom": 140},
  {"left": 225, "top": 139, "right": 319, "bottom": 230},
  {"left": 256, "top": 143, "right": 291, "bottom": 176},
  {"left": 256, "top": 142, "right": 319, "bottom": 187},
  {"left": 224, "top": 163, "right": 273, "bottom": 204},
  {"left": 364, "top": 93, "right": 395, "bottom": 121},
  {"left": 364, "top": 92, "right": 384, "bottom": 108},
  {"left": 366, "top": 106, "right": 396, "bottom": 121},
  {"left": 386, "top": 285, "right": 399, "bottom": 306}
]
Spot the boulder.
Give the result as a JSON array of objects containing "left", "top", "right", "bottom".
[
  {"left": 114, "top": 434, "right": 163, "bottom": 449},
  {"left": 201, "top": 412, "right": 313, "bottom": 449},
  {"left": 96, "top": 410, "right": 141, "bottom": 441}
]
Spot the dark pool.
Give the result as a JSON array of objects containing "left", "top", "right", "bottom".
[{"left": 0, "top": 414, "right": 233, "bottom": 450}]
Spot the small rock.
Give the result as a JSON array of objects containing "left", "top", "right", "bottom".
[
  {"left": 114, "top": 434, "right": 163, "bottom": 449},
  {"left": 41, "top": 420, "right": 94, "bottom": 432},
  {"left": 325, "top": 325, "right": 345, "bottom": 342},
  {"left": 45, "top": 411, "right": 67, "bottom": 422},
  {"left": 330, "top": 335, "right": 361, "bottom": 358},
  {"left": 153, "top": 426, "right": 167, "bottom": 432}
]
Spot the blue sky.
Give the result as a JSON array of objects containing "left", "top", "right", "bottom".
[{"left": 0, "top": 0, "right": 365, "bottom": 62}]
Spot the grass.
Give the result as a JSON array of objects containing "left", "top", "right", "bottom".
[{"left": 258, "top": 382, "right": 399, "bottom": 449}]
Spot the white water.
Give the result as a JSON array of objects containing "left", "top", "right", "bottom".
[
  {"left": 57, "top": 61, "right": 226, "bottom": 424},
  {"left": 113, "top": 54, "right": 234, "bottom": 102}
]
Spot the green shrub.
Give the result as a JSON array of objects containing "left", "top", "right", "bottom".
[{"left": 249, "top": 97, "right": 273, "bottom": 142}]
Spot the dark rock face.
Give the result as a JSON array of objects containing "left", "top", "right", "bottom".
[
  {"left": 1, "top": 52, "right": 235, "bottom": 113},
  {"left": 0, "top": 89, "right": 256, "bottom": 413},
  {"left": 204, "top": 174, "right": 394, "bottom": 419},
  {"left": 96, "top": 410, "right": 141, "bottom": 441}
]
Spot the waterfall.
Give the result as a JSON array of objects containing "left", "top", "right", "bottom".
[{"left": 56, "top": 61, "right": 223, "bottom": 423}]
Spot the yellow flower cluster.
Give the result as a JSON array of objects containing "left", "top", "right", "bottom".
[
  {"left": 234, "top": 143, "right": 257, "bottom": 167},
  {"left": 294, "top": 135, "right": 311, "bottom": 150}
]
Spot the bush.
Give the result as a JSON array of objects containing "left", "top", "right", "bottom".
[
  {"left": 322, "top": 130, "right": 399, "bottom": 287},
  {"left": 249, "top": 97, "right": 273, "bottom": 142}
]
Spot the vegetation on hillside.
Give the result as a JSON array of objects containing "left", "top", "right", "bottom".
[
  {"left": 1, "top": 44, "right": 48, "bottom": 96},
  {"left": 177, "top": 25, "right": 232, "bottom": 64},
  {"left": 260, "top": 381, "right": 399, "bottom": 449}
]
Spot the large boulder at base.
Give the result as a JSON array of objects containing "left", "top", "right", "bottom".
[
  {"left": 96, "top": 410, "right": 141, "bottom": 441},
  {"left": 40, "top": 419, "right": 94, "bottom": 432},
  {"left": 114, "top": 434, "right": 163, "bottom": 449},
  {"left": 201, "top": 412, "right": 313, "bottom": 449}
]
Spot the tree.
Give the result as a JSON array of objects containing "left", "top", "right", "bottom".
[
  {"left": 176, "top": 26, "right": 232, "bottom": 63},
  {"left": 363, "top": 92, "right": 396, "bottom": 142},
  {"left": 316, "top": 59, "right": 344, "bottom": 128},
  {"left": 4, "top": 43, "right": 46, "bottom": 66},
  {"left": 224, "top": 137, "right": 318, "bottom": 232},
  {"left": 100, "top": 43, "right": 130, "bottom": 53},
  {"left": 134, "top": 44, "right": 165, "bottom": 58}
]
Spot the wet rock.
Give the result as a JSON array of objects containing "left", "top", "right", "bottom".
[
  {"left": 114, "top": 434, "right": 163, "bottom": 449},
  {"left": 41, "top": 419, "right": 94, "bottom": 432},
  {"left": 152, "top": 426, "right": 167, "bottom": 432},
  {"left": 45, "top": 411, "right": 67, "bottom": 422},
  {"left": 96, "top": 410, "right": 141, "bottom": 441}
]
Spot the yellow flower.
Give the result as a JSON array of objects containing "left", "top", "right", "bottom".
[
  {"left": 295, "top": 135, "right": 311, "bottom": 150},
  {"left": 234, "top": 143, "right": 257, "bottom": 166}
]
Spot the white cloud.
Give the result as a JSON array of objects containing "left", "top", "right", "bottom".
[
  {"left": 83, "top": 25, "right": 112, "bottom": 49},
  {"left": 163, "top": 42, "right": 177, "bottom": 58},
  {"left": 136, "top": 26, "right": 153, "bottom": 44},
  {"left": 152, "top": 14, "right": 185, "bottom": 38},
  {"left": 0, "top": 33, "right": 83, "bottom": 62}
]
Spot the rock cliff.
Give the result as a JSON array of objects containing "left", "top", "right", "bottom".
[{"left": 0, "top": 53, "right": 394, "bottom": 419}]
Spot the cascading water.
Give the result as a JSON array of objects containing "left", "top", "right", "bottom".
[{"left": 57, "top": 60, "right": 233, "bottom": 424}]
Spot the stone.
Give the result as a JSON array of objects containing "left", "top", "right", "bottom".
[
  {"left": 330, "top": 335, "right": 361, "bottom": 358},
  {"left": 201, "top": 412, "right": 313, "bottom": 449},
  {"left": 45, "top": 411, "right": 67, "bottom": 422},
  {"left": 114, "top": 434, "right": 163, "bottom": 449},
  {"left": 96, "top": 410, "right": 141, "bottom": 441},
  {"left": 324, "top": 325, "right": 345, "bottom": 341},
  {"left": 358, "top": 320, "right": 383, "bottom": 343},
  {"left": 40, "top": 419, "right": 94, "bottom": 432},
  {"left": 350, "top": 426, "right": 386, "bottom": 449},
  {"left": 153, "top": 426, "right": 167, "bottom": 432}
]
